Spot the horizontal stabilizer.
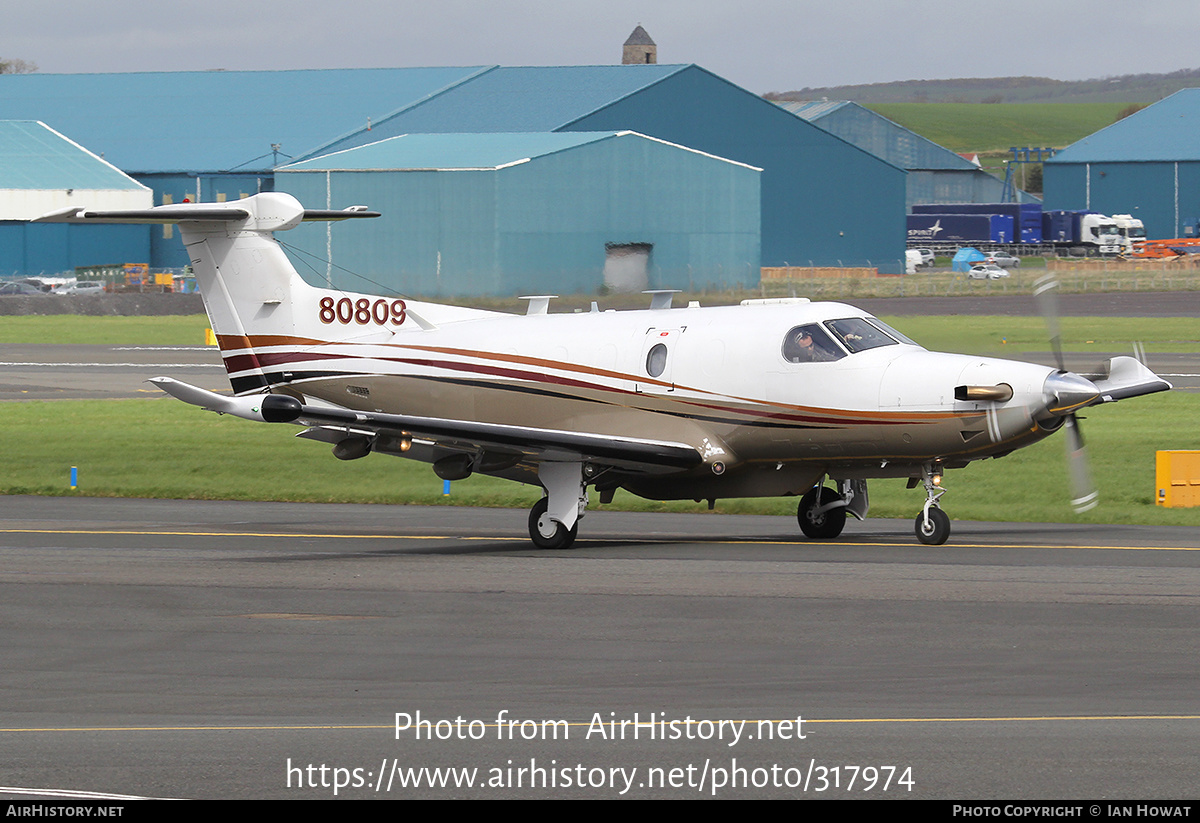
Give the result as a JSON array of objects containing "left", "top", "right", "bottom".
[
  {"left": 35, "top": 192, "right": 378, "bottom": 230},
  {"left": 36, "top": 206, "right": 249, "bottom": 224},
  {"left": 149, "top": 377, "right": 299, "bottom": 423}
]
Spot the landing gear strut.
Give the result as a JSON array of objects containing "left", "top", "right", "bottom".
[
  {"left": 914, "top": 463, "right": 950, "bottom": 545},
  {"left": 527, "top": 461, "right": 587, "bottom": 549}
]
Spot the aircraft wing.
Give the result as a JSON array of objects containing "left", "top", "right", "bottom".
[
  {"left": 1087, "top": 355, "right": 1173, "bottom": 403},
  {"left": 151, "top": 377, "right": 702, "bottom": 473}
]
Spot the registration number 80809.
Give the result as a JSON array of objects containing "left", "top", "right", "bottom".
[{"left": 319, "top": 296, "right": 407, "bottom": 326}]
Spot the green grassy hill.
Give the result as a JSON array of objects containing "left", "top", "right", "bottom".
[
  {"left": 866, "top": 102, "right": 1128, "bottom": 154},
  {"left": 768, "top": 69, "right": 1200, "bottom": 104}
]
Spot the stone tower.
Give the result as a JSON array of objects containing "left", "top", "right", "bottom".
[{"left": 622, "top": 25, "right": 656, "bottom": 64}]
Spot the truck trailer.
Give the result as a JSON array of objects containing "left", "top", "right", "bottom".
[{"left": 909, "top": 203, "right": 1130, "bottom": 256}]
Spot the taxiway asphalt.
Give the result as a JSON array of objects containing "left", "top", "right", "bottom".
[
  {"left": 2, "top": 292, "right": 1197, "bottom": 799},
  {"left": 1, "top": 497, "right": 1198, "bottom": 800}
]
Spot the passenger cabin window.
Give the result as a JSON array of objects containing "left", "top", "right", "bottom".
[
  {"left": 823, "top": 318, "right": 899, "bottom": 353},
  {"left": 782, "top": 324, "right": 845, "bottom": 363},
  {"left": 646, "top": 343, "right": 668, "bottom": 377}
]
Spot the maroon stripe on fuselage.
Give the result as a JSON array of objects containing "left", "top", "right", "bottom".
[{"left": 221, "top": 346, "right": 963, "bottom": 428}]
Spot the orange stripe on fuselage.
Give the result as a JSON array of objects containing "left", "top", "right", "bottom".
[{"left": 218, "top": 335, "right": 971, "bottom": 426}]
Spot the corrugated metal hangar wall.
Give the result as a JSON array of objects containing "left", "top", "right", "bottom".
[
  {"left": 0, "top": 120, "right": 151, "bottom": 277},
  {"left": 1, "top": 65, "right": 908, "bottom": 284},
  {"left": 779, "top": 100, "right": 1038, "bottom": 209},
  {"left": 1045, "top": 90, "right": 1200, "bottom": 240},
  {"left": 278, "top": 131, "right": 761, "bottom": 296},
  {"left": 310, "top": 65, "right": 908, "bottom": 275}
]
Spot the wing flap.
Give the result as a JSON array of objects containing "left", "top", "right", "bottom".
[{"left": 290, "top": 404, "right": 702, "bottom": 471}]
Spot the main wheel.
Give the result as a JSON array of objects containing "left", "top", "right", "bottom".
[
  {"left": 528, "top": 497, "right": 578, "bottom": 550},
  {"left": 797, "top": 486, "right": 846, "bottom": 539},
  {"left": 914, "top": 507, "right": 951, "bottom": 545}
]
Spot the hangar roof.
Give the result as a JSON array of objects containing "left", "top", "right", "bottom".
[
  {"left": 300, "top": 64, "right": 692, "bottom": 158},
  {"left": 779, "top": 100, "right": 977, "bottom": 171},
  {"left": 0, "top": 120, "right": 147, "bottom": 190},
  {"left": 0, "top": 67, "right": 491, "bottom": 174},
  {"left": 281, "top": 131, "right": 615, "bottom": 171},
  {"left": 280, "top": 130, "right": 761, "bottom": 172},
  {"left": 1049, "top": 89, "right": 1200, "bottom": 163}
]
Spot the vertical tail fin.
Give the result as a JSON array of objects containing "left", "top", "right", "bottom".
[{"left": 38, "top": 192, "right": 381, "bottom": 392}]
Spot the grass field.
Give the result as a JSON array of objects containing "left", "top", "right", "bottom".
[
  {"left": 0, "top": 315, "right": 214, "bottom": 346},
  {"left": 1, "top": 390, "right": 1194, "bottom": 526},
  {"left": 1, "top": 313, "right": 1195, "bottom": 527},
  {"left": 865, "top": 102, "right": 1128, "bottom": 154}
]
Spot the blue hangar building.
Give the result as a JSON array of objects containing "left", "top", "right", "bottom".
[
  {"left": 278, "top": 130, "right": 761, "bottom": 296},
  {"left": 778, "top": 100, "right": 1039, "bottom": 209},
  {"left": 1044, "top": 89, "right": 1200, "bottom": 240},
  {"left": 0, "top": 65, "right": 906, "bottom": 292}
]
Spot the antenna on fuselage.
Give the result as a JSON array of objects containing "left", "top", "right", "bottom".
[
  {"left": 519, "top": 295, "right": 558, "bottom": 316},
  {"left": 643, "top": 289, "right": 680, "bottom": 310}
]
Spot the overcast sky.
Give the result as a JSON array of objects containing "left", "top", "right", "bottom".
[{"left": 4, "top": 0, "right": 1196, "bottom": 94}]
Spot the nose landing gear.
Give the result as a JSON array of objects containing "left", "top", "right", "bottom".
[{"left": 914, "top": 463, "right": 950, "bottom": 545}]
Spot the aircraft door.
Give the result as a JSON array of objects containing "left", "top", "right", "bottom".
[{"left": 638, "top": 327, "right": 682, "bottom": 393}]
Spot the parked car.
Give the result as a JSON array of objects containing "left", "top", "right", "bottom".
[
  {"left": 983, "top": 252, "right": 1020, "bottom": 268},
  {"left": 0, "top": 281, "right": 46, "bottom": 296},
  {"left": 53, "top": 281, "right": 106, "bottom": 296},
  {"left": 913, "top": 248, "right": 936, "bottom": 267},
  {"left": 968, "top": 264, "right": 1010, "bottom": 280}
]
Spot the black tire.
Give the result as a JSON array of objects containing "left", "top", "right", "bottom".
[
  {"left": 528, "top": 497, "right": 578, "bottom": 550},
  {"left": 797, "top": 486, "right": 846, "bottom": 539},
  {"left": 914, "top": 508, "right": 951, "bottom": 545}
]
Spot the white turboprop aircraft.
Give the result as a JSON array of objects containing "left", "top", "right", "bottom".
[{"left": 39, "top": 193, "right": 1171, "bottom": 547}]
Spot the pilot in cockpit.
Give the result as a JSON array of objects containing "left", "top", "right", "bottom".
[{"left": 785, "top": 326, "right": 839, "bottom": 362}]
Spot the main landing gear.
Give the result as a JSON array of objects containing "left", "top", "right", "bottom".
[
  {"left": 529, "top": 497, "right": 578, "bottom": 550},
  {"left": 913, "top": 463, "right": 950, "bottom": 545},
  {"left": 797, "top": 478, "right": 868, "bottom": 540},
  {"left": 797, "top": 485, "right": 847, "bottom": 539},
  {"left": 527, "top": 461, "right": 588, "bottom": 550}
]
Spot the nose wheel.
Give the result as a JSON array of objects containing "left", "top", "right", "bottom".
[
  {"left": 528, "top": 497, "right": 579, "bottom": 550},
  {"left": 914, "top": 507, "right": 950, "bottom": 545}
]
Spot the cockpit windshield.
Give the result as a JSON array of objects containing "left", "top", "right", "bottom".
[
  {"left": 865, "top": 318, "right": 921, "bottom": 348},
  {"left": 782, "top": 317, "right": 918, "bottom": 363},
  {"left": 823, "top": 317, "right": 899, "bottom": 353}
]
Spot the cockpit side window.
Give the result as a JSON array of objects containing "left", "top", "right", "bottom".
[
  {"left": 824, "top": 317, "right": 898, "bottom": 353},
  {"left": 782, "top": 324, "right": 845, "bottom": 363}
]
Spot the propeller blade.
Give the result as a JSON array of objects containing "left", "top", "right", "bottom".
[
  {"left": 1034, "top": 274, "right": 1066, "bottom": 372},
  {"left": 1064, "top": 414, "right": 1098, "bottom": 513}
]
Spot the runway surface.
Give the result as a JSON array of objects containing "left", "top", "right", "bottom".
[{"left": 2, "top": 497, "right": 1198, "bottom": 800}]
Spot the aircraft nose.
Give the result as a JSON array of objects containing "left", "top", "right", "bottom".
[{"left": 1042, "top": 371, "right": 1100, "bottom": 417}]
